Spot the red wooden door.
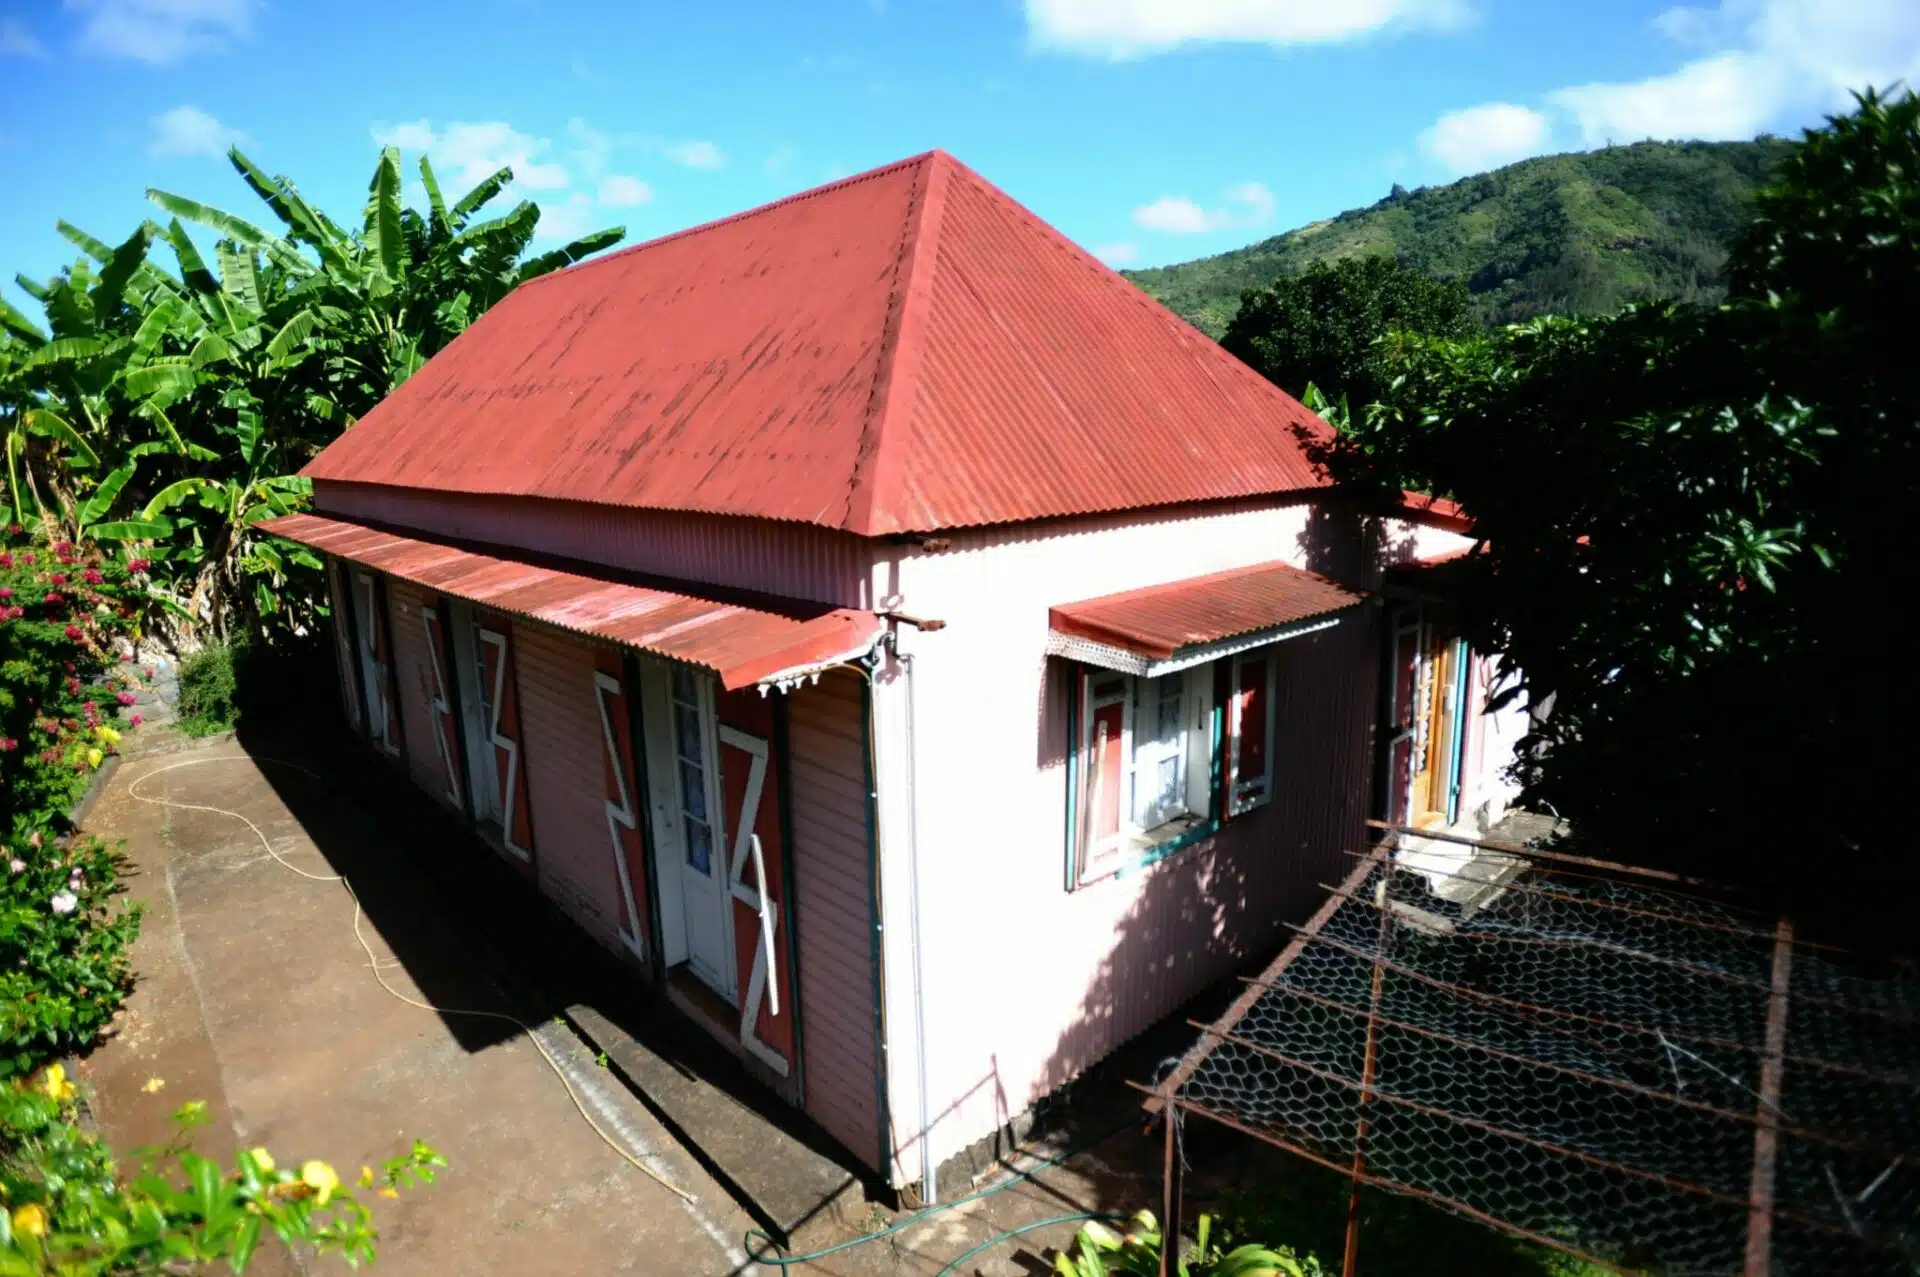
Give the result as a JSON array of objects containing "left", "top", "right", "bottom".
[
  {"left": 716, "top": 689, "right": 795, "bottom": 1078},
  {"left": 593, "top": 651, "right": 651, "bottom": 964}
]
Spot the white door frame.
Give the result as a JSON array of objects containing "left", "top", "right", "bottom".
[{"left": 638, "top": 659, "right": 735, "bottom": 1001}]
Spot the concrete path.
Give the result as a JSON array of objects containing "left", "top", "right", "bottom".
[{"left": 71, "top": 728, "right": 1168, "bottom": 1276}]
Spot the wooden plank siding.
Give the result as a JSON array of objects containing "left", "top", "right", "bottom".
[
  {"left": 785, "top": 670, "right": 882, "bottom": 1171},
  {"left": 511, "top": 622, "right": 633, "bottom": 960}
]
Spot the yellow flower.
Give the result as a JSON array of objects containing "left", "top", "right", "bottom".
[
  {"left": 358, "top": 1165, "right": 375, "bottom": 1188},
  {"left": 378, "top": 1188, "right": 399, "bottom": 1200},
  {"left": 86, "top": 747, "right": 103, "bottom": 769},
  {"left": 142, "top": 1076, "right": 166, "bottom": 1094},
  {"left": 37, "top": 1063, "right": 76, "bottom": 1103},
  {"left": 10, "top": 1203, "right": 48, "bottom": 1237},
  {"left": 95, "top": 726, "right": 121, "bottom": 746},
  {"left": 300, "top": 1160, "right": 340, "bottom": 1206},
  {"left": 249, "top": 1148, "right": 275, "bottom": 1174}
]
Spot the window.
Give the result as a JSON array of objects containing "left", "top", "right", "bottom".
[{"left": 1069, "top": 647, "right": 1280, "bottom": 888}]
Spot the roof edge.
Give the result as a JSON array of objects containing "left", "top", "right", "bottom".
[
  {"left": 515, "top": 149, "right": 949, "bottom": 297},
  {"left": 840, "top": 152, "right": 952, "bottom": 537}
]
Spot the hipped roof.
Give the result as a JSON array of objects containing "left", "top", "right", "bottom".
[{"left": 303, "top": 150, "right": 1333, "bottom": 537}]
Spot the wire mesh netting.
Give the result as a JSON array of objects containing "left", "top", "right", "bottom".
[{"left": 1163, "top": 837, "right": 1919, "bottom": 1275}]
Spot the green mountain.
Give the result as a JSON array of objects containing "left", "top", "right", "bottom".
[{"left": 1123, "top": 138, "right": 1793, "bottom": 336}]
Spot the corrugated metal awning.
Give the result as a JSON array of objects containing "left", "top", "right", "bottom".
[
  {"left": 261, "top": 513, "right": 883, "bottom": 691},
  {"left": 1047, "top": 560, "right": 1368, "bottom": 677}
]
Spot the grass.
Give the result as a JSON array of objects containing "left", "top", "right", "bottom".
[{"left": 175, "top": 643, "right": 240, "bottom": 737}]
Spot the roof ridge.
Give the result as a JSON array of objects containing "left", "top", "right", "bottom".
[
  {"left": 517, "top": 150, "right": 946, "bottom": 293},
  {"left": 840, "top": 151, "right": 955, "bottom": 536}
]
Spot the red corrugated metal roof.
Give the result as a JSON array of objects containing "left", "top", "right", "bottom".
[
  {"left": 303, "top": 150, "right": 1333, "bottom": 537},
  {"left": 1050, "top": 560, "right": 1367, "bottom": 660},
  {"left": 262, "top": 513, "right": 882, "bottom": 690}
]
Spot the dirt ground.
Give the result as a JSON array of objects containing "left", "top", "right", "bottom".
[{"left": 73, "top": 728, "right": 1187, "bottom": 1276}]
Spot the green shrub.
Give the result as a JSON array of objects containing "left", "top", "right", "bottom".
[
  {"left": 2, "top": 1066, "right": 445, "bottom": 1273},
  {"left": 0, "top": 832, "right": 141, "bottom": 1078},
  {"left": 0, "top": 535, "right": 149, "bottom": 837},
  {"left": 176, "top": 644, "right": 240, "bottom": 737}
]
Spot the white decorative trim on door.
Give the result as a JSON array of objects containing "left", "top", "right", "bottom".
[
  {"left": 356, "top": 571, "right": 399, "bottom": 757},
  {"left": 478, "top": 628, "right": 531, "bottom": 862},
  {"left": 594, "top": 670, "right": 647, "bottom": 960},
  {"left": 719, "top": 724, "right": 788, "bottom": 1078},
  {"left": 420, "top": 608, "right": 461, "bottom": 806}
]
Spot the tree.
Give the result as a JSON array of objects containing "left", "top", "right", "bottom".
[
  {"left": 0, "top": 146, "right": 624, "bottom": 645},
  {"left": 1318, "top": 90, "right": 1920, "bottom": 949},
  {"left": 1221, "top": 255, "right": 1472, "bottom": 409}
]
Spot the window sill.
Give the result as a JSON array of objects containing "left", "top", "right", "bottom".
[{"left": 1076, "top": 815, "right": 1222, "bottom": 890}]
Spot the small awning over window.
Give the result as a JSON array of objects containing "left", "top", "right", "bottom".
[
  {"left": 1047, "top": 560, "right": 1367, "bottom": 677},
  {"left": 261, "top": 513, "right": 883, "bottom": 691}
]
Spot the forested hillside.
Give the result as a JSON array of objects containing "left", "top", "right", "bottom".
[{"left": 1125, "top": 138, "right": 1791, "bottom": 334}]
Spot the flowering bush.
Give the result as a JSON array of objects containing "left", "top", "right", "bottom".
[
  {"left": 0, "top": 834, "right": 141, "bottom": 1078},
  {"left": 2, "top": 1067, "right": 444, "bottom": 1273},
  {"left": 0, "top": 534, "right": 149, "bottom": 839}
]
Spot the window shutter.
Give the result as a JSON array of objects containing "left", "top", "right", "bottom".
[
  {"left": 478, "top": 621, "right": 536, "bottom": 869},
  {"left": 593, "top": 653, "right": 651, "bottom": 963},
  {"left": 1073, "top": 669, "right": 1131, "bottom": 886},
  {"left": 420, "top": 603, "right": 465, "bottom": 809},
  {"left": 716, "top": 688, "right": 794, "bottom": 1078},
  {"left": 326, "top": 559, "right": 364, "bottom": 734},
  {"left": 1227, "top": 650, "right": 1276, "bottom": 816}
]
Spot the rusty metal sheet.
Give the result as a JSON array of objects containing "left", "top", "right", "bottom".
[
  {"left": 301, "top": 151, "right": 1333, "bottom": 538},
  {"left": 262, "top": 514, "right": 882, "bottom": 690},
  {"left": 1049, "top": 560, "right": 1367, "bottom": 660}
]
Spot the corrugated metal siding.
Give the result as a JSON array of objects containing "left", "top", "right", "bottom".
[
  {"left": 315, "top": 483, "right": 879, "bottom": 610},
  {"left": 785, "top": 670, "right": 881, "bottom": 1171},
  {"left": 511, "top": 623, "right": 630, "bottom": 957},
  {"left": 297, "top": 151, "right": 1332, "bottom": 537},
  {"left": 385, "top": 581, "right": 458, "bottom": 809},
  {"left": 874, "top": 496, "right": 1387, "bottom": 1178}
]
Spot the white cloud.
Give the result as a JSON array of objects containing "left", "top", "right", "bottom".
[
  {"left": 369, "top": 119, "right": 570, "bottom": 193},
  {"left": 1, "top": 17, "right": 47, "bottom": 56},
  {"left": 597, "top": 174, "right": 652, "bottom": 207},
  {"left": 1025, "top": 0, "right": 1473, "bottom": 57},
  {"left": 67, "top": 0, "right": 253, "bottom": 64},
  {"left": 1418, "top": 102, "right": 1553, "bottom": 175},
  {"left": 149, "top": 105, "right": 245, "bottom": 159},
  {"left": 1093, "top": 241, "right": 1140, "bottom": 266},
  {"left": 566, "top": 117, "right": 613, "bottom": 178},
  {"left": 1548, "top": 0, "right": 1920, "bottom": 146},
  {"left": 372, "top": 119, "right": 435, "bottom": 151},
  {"left": 535, "top": 193, "right": 596, "bottom": 243},
  {"left": 664, "top": 139, "right": 725, "bottom": 170},
  {"left": 1132, "top": 182, "right": 1275, "bottom": 234}
]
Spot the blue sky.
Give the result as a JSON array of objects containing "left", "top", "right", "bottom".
[{"left": 2, "top": 0, "right": 1916, "bottom": 314}]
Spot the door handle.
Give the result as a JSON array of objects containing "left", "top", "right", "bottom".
[{"left": 750, "top": 834, "right": 779, "bottom": 1017}]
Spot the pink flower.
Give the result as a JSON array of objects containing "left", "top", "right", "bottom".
[
  {"left": 129, "top": 714, "right": 143, "bottom": 727},
  {"left": 44, "top": 592, "right": 64, "bottom": 606},
  {"left": 8, "top": 860, "right": 24, "bottom": 875},
  {"left": 117, "top": 691, "right": 136, "bottom": 706},
  {"left": 18, "top": 551, "right": 34, "bottom": 564},
  {"left": 82, "top": 568, "right": 103, "bottom": 585},
  {"left": 50, "top": 891, "right": 78, "bottom": 915},
  {"left": 27, "top": 831, "right": 40, "bottom": 849},
  {"left": 0, "top": 552, "right": 12, "bottom": 567},
  {"left": 0, "top": 738, "right": 16, "bottom": 753},
  {"left": 0, "top": 587, "right": 10, "bottom": 599},
  {"left": 47, "top": 573, "right": 66, "bottom": 586},
  {"left": 64, "top": 625, "right": 84, "bottom": 641},
  {"left": 128, "top": 558, "right": 150, "bottom": 575}
]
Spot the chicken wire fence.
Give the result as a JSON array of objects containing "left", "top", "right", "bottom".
[{"left": 1149, "top": 828, "right": 1919, "bottom": 1276}]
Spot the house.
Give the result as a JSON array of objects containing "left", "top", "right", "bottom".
[{"left": 261, "top": 150, "right": 1524, "bottom": 1198}]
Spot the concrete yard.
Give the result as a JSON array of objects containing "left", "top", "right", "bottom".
[{"left": 73, "top": 724, "right": 1175, "bottom": 1276}]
